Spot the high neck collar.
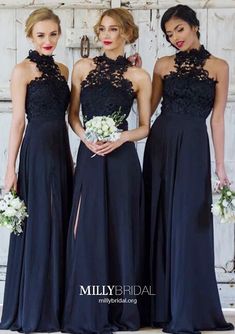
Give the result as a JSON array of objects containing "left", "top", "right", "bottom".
[
  {"left": 176, "top": 45, "right": 211, "bottom": 64},
  {"left": 101, "top": 53, "right": 131, "bottom": 66},
  {"left": 27, "top": 49, "right": 54, "bottom": 65},
  {"left": 27, "top": 49, "right": 59, "bottom": 77}
]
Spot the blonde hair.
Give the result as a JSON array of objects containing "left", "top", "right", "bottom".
[
  {"left": 94, "top": 8, "right": 139, "bottom": 44},
  {"left": 25, "top": 7, "right": 61, "bottom": 37}
]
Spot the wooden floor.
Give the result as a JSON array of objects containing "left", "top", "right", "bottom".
[{"left": 0, "top": 307, "right": 234, "bottom": 334}]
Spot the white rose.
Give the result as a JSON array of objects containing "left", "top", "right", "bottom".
[
  {"left": 211, "top": 204, "right": 221, "bottom": 216},
  {"left": 222, "top": 199, "right": 228, "bottom": 208},
  {"left": 96, "top": 116, "right": 102, "bottom": 121},
  {"left": 93, "top": 117, "right": 102, "bottom": 125},
  {"left": 3, "top": 207, "right": 17, "bottom": 217},
  {"left": 3, "top": 193, "right": 14, "bottom": 204},
  {"left": 102, "top": 124, "right": 109, "bottom": 132},
  {"left": 224, "top": 212, "right": 232, "bottom": 220},
  {"left": 95, "top": 121, "right": 102, "bottom": 129},
  {"left": 89, "top": 126, "right": 95, "bottom": 132},
  {"left": 110, "top": 125, "right": 117, "bottom": 132},
  {"left": 11, "top": 198, "right": 22, "bottom": 210},
  {"left": 0, "top": 201, "right": 8, "bottom": 211},
  {"left": 227, "top": 191, "right": 232, "bottom": 196},
  {"left": 107, "top": 118, "right": 115, "bottom": 127}
]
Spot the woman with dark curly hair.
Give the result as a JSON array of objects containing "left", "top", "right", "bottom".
[{"left": 143, "top": 4, "right": 234, "bottom": 334}]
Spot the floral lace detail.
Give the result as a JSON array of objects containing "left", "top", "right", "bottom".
[
  {"left": 81, "top": 54, "right": 135, "bottom": 97},
  {"left": 25, "top": 50, "right": 70, "bottom": 121},
  {"left": 164, "top": 45, "right": 217, "bottom": 83},
  {"left": 80, "top": 54, "right": 136, "bottom": 130},
  {"left": 161, "top": 45, "right": 217, "bottom": 119},
  {"left": 27, "top": 49, "right": 66, "bottom": 85}
]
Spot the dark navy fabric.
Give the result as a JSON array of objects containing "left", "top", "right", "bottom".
[
  {"left": 0, "top": 50, "right": 73, "bottom": 333},
  {"left": 62, "top": 54, "right": 149, "bottom": 334},
  {"left": 143, "top": 45, "right": 234, "bottom": 334}
]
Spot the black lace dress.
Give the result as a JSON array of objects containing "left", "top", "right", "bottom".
[
  {"left": 0, "top": 50, "right": 73, "bottom": 332},
  {"left": 62, "top": 54, "right": 147, "bottom": 334},
  {"left": 143, "top": 46, "right": 234, "bottom": 333}
]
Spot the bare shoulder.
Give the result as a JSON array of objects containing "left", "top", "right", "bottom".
[
  {"left": 155, "top": 55, "right": 174, "bottom": 66},
  {"left": 153, "top": 55, "right": 175, "bottom": 77},
  {"left": 154, "top": 55, "right": 174, "bottom": 69},
  {"left": 128, "top": 66, "right": 151, "bottom": 81},
  {"left": 11, "top": 60, "right": 31, "bottom": 83},
  {"left": 56, "top": 62, "right": 69, "bottom": 80},
  {"left": 74, "top": 57, "right": 95, "bottom": 72},
  {"left": 209, "top": 55, "right": 229, "bottom": 72}
]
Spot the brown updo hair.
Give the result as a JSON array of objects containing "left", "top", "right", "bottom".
[
  {"left": 25, "top": 7, "right": 61, "bottom": 37},
  {"left": 94, "top": 8, "right": 139, "bottom": 44}
]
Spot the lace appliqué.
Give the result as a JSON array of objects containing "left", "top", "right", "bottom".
[
  {"left": 27, "top": 49, "right": 66, "bottom": 85},
  {"left": 164, "top": 45, "right": 217, "bottom": 84},
  {"left": 161, "top": 45, "right": 217, "bottom": 119},
  {"left": 81, "top": 54, "right": 136, "bottom": 97},
  {"left": 25, "top": 50, "right": 70, "bottom": 121}
]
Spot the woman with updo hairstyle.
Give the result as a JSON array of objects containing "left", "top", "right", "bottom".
[
  {"left": 93, "top": 7, "right": 139, "bottom": 44},
  {"left": 62, "top": 7, "right": 151, "bottom": 333},
  {"left": 0, "top": 7, "right": 73, "bottom": 332},
  {"left": 143, "top": 4, "right": 234, "bottom": 334}
]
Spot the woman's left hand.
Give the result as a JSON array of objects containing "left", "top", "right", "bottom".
[
  {"left": 215, "top": 165, "right": 230, "bottom": 189},
  {"left": 95, "top": 135, "right": 126, "bottom": 155},
  {"left": 128, "top": 53, "right": 142, "bottom": 68}
]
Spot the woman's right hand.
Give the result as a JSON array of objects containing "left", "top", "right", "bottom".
[
  {"left": 128, "top": 53, "right": 142, "bottom": 68},
  {"left": 82, "top": 138, "right": 105, "bottom": 156},
  {"left": 4, "top": 169, "right": 17, "bottom": 193},
  {"left": 79, "top": 129, "right": 104, "bottom": 156},
  {"left": 215, "top": 165, "right": 230, "bottom": 189}
]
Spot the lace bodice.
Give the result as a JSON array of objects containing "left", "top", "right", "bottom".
[
  {"left": 80, "top": 54, "right": 135, "bottom": 130},
  {"left": 25, "top": 50, "right": 70, "bottom": 121},
  {"left": 161, "top": 45, "right": 217, "bottom": 119}
]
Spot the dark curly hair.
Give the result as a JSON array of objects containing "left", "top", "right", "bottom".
[{"left": 161, "top": 5, "right": 200, "bottom": 47}]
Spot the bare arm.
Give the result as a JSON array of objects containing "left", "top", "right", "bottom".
[
  {"left": 96, "top": 69, "right": 152, "bottom": 155},
  {"left": 68, "top": 60, "right": 103, "bottom": 155},
  {"left": 5, "top": 65, "right": 27, "bottom": 192},
  {"left": 122, "top": 70, "right": 151, "bottom": 142},
  {"left": 68, "top": 61, "right": 84, "bottom": 138},
  {"left": 210, "top": 59, "right": 229, "bottom": 186},
  {"left": 57, "top": 62, "right": 69, "bottom": 81},
  {"left": 151, "top": 58, "right": 164, "bottom": 116}
]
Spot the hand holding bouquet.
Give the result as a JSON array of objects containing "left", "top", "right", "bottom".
[
  {"left": 84, "top": 108, "right": 125, "bottom": 143},
  {"left": 0, "top": 190, "right": 28, "bottom": 235},
  {"left": 211, "top": 185, "right": 235, "bottom": 224},
  {"left": 83, "top": 108, "right": 126, "bottom": 157}
]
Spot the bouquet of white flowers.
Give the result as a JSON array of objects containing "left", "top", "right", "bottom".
[
  {"left": 0, "top": 190, "right": 28, "bottom": 235},
  {"left": 211, "top": 185, "right": 235, "bottom": 224},
  {"left": 84, "top": 108, "right": 125, "bottom": 143}
]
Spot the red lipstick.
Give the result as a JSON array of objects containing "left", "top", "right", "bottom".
[
  {"left": 176, "top": 41, "right": 184, "bottom": 49},
  {"left": 43, "top": 46, "right": 53, "bottom": 51},
  {"left": 103, "top": 41, "right": 112, "bottom": 45}
]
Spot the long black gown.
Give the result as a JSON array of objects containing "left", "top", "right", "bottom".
[
  {"left": 62, "top": 54, "right": 148, "bottom": 334},
  {"left": 0, "top": 50, "right": 73, "bottom": 333},
  {"left": 143, "top": 45, "right": 234, "bottom": 334}
]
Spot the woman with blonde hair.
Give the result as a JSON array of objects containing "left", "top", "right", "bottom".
[
  {"left": 0, "top": 7, "right": 73, "bottom": 332},
  {"left": 62, "top": 7, "right": 151, "bottom": 334}
]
